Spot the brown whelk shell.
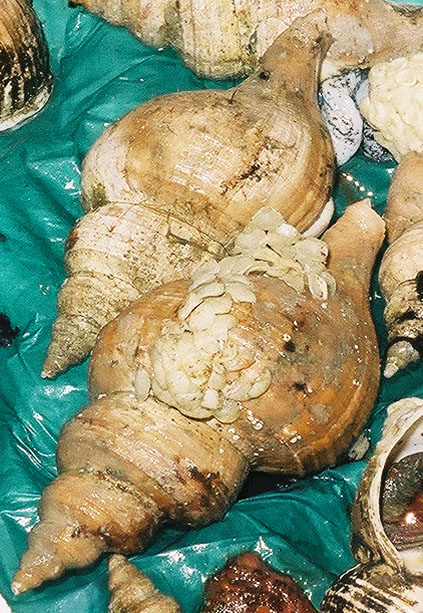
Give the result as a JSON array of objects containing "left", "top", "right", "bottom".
[
  {"left": 321, "top": 397, "right": 423, "bottom": 612},
  {"left": 0, "top": 0, "right": 52, "bottom": 131}
]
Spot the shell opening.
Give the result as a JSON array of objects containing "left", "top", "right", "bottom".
[{"left": 381, "top": 416, "right": 423, "bottom": 574}]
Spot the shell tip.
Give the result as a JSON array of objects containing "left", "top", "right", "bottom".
[
  {"left": 11, "top": 581, "right": 22, "bottom": 596},
  {"left": 383, "top": 362, "right": 399, "bottom": 378}
]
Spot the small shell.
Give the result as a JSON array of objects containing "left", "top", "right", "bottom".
[
  {"left": 0, "top": 0, "right": 52, "bottom": 131},
  {"left": 319, "top": 70, "right": 364, "bottom": 166},
  {"left": 108, "top": 555, "right": 181, "bottom": 612},
  {"left": 321, "top": 397, "right": 423, "bottom": 612}
]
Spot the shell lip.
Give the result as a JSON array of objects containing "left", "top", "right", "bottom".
[{"left": 352, "top": 398, "right": 423, "bottom": 576}]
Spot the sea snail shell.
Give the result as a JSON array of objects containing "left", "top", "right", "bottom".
[
  {"left": 0, "top": 0, "right": 52, "bottom": 131},
  {"left": 321, "top": 397, "right": 423, "bottom": 612}
]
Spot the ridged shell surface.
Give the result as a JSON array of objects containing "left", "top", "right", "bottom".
[
  {"left": 321, "top": 563, "right": 423, "bottom": 612},
  {"left": 0, "top": 0, "right": 52, "bottom": 130},
  {"left": 71, "top": 0, "right": 423, "bottom": 80}
]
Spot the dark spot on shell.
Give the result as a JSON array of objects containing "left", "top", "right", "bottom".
[
  {"left": 284, "top": 340, "right": 296, "bottom": 352},
  {"left": 395, "top": 309, "right": 418, "bottom": 324},
  {"left": 0, "top": 314, "right": 19, "bottom": 347},
  {"left": 258, "top": 70, "right": 270, "bottom": 81},
  {"left": 66, "top": 228, "right": 79, "bottom": 251},
  {"left": 416, "top": 271, "right": 423, "bottom": 301},
  {"left": 0, "top": 233, "right": 6, "bottom": 242},
  {"left": 293, "top": 382, "right": 306, "bottom": 392},
  {"left": 239, "top": 162, "right": 261, "bottom": 181}
]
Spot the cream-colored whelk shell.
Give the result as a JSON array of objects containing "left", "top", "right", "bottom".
[
  {"left": 378, "top": 152, "right": 423, "bottom": 378},
  {"left": 42, "top": 11, "right": 335, "bottom": 379},
  {"left": 1, "top": 0, "right": 52, "bottom": 131},
  {"left": 108, "top": 555, "right": 181, "bottom": 613},
  {"left": 149, "top": 207, "right": 335, "bottom": 422},
  {"left": 13, "top": 200, "right": 383, "bottom": 594},
  {"left": 321, "top": 397, "right": 423, "bottom": 612},
  {"left": 71, "top": 0, "right": 423, "bottom": 81}
]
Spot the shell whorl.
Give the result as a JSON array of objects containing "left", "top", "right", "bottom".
[
  {"left": 108, "top": 555, "right": 181, "bottom": 612},
  {"left": 0, "top": 0, "right": 52, "bottom": 130},
  {"left": 321, "top": 563, "right": 423, "bottom": 612},
  {"left": 15, "top": 202, "right": 383, "bottom": 594},
  {"left": 42, "top": 202, "right": 223, "bottom": 378},
  {"left": 71, "top": 0, "right": 423, "bottom": 80},
  {"left": 45, "top": 15, "right": 334, "bottom": 378}
]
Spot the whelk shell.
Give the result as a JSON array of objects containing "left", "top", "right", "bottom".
[
  {"left": 0, "top": 0, "right": 52, "bottom": 131},
  {"left": 321, "top": 397, "right": 423, "bottom": 612}
]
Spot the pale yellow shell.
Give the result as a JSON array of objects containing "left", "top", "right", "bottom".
[
  {"left": 43, "top": 12, "right": 335, "bottom": 379},
  {"left": 108, "top": 555, "right": 181, "bottom": 613},
  {"left": 71, "top": 0, "right": 423, "bottom": 80}
]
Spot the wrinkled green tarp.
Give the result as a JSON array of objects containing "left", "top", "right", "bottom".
[{"left": 1, "top": 1, "right": 423, "bottom": 610}]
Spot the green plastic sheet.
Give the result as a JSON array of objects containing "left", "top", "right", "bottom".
[{"left": 1, "top": 1, "right": 423, "bottom": 611}]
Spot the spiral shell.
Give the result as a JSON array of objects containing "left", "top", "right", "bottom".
[
  {"left": 108, "top": 555, "right": 181, "bottom": 612},
  {"left": 13, "top": 201, "right": 384, "bottom": 594},
  {"left": 0, "top": 0, "right": 52, "bottom": 130},
  {"left": 71, "top": 0, "right": 423, "bottom": 81},
  {"left": 43, "top": 12, "right": 335, "bottom": 379},
  {"left": 321, "top": 397, "right": 423, "bottom": 612},
  {"left": 378, "top": 152, "right": 423, "bottom": 377}
]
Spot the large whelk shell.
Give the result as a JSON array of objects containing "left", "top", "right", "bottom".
[
  {"left": 321, "top": 397, "right": 423, "bottom": 612},
  {"left": 0, "top": 0, "right": 52, "bottom": 131}
]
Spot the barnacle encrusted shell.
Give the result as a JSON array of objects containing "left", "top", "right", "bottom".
[
  {"left": 147, "top": 208, "right": 335, "bottom": 422},
  {"left": 321, "top": 397, "right": 423, "bottom": 612},
  {"left": 0, "top": 0, "right": 52, "bottom": 131}
]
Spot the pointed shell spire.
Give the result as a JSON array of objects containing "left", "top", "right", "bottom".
[
  {"left": 14, "top": 202, "right": 383, "bottom": 593},
  {"left": 379, "top": 152, "right": 423, "bottom": 377}
]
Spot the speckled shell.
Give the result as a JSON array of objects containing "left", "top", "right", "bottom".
[
  {"left": 43, "top": 11, "right": 335, "bottom": 379},
  {"left": 378, "top": 152, "right": 423, "bottom": 377},
  {"left": 70, "top": 0, "right": 423, "bottom": 80},
  {"left": 321, "top": 397, "right": 423, "bottom": 612},
  {"left": 0, "top": 0, "right": 52, "bottom": 130},
  {"left": 13, "top": 201, "right": 384, "bottom": 594},
  {"left": 322, "top": 563, "right": 423, "bottom": 612},
  {"left": 352, "top": 397, "right": 423, "bottom": 574}
]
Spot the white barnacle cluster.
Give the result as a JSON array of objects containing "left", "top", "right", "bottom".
[
  {"left": 360, "top": 53, "right": 423, "bottom": 161},
  {"left": 138, "top": 207, "right": 335, "bottom": 422}
]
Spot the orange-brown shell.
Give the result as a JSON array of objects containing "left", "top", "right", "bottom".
[
  {"left": 13, "top": 201, "right": 384, "bottom": 595},
  {"left": 90, "top": 272, "right": 379, "bottom": 478}
]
